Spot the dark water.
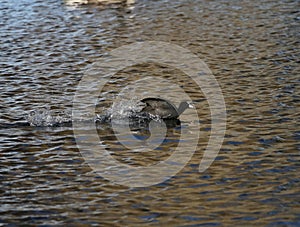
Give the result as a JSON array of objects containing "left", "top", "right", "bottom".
[{"left": 1, "top": 0, "right": 299, "bottom": 226}]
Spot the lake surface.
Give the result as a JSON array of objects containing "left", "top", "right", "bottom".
[{"left": 1, "top": 0, "right": 299, "bottom": 226}]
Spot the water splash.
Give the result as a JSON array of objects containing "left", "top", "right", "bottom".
[
  {"left": 95, "top": 96, "right": 166, "bottom": 125},
  {"left": 26, "top": 99, "right": 162, "bottom": 127},
  {"left": 26, "top": 108, "right": 71, "bottom": 127},
  {"left": 95, "top": 97, "right": 144, "bottom": 122},
  {"left": 110, "top": 98, "right": 144, "bottom": 119}
]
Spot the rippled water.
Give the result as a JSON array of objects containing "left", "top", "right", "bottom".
[{"left": 1, "top": 0, "right": 299, "bottom": 226}]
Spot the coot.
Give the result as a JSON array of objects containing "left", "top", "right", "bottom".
[{"left": 139, "top": 97, "right": 194, "bottom": 119}]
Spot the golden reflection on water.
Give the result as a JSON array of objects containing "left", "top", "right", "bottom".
[{"left": 0, "top": 0, "right": 299, "bottom": 226}]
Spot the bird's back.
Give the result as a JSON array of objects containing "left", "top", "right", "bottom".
[{"left": 140, "top": 98, "right": 179, "bottom": 119}]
